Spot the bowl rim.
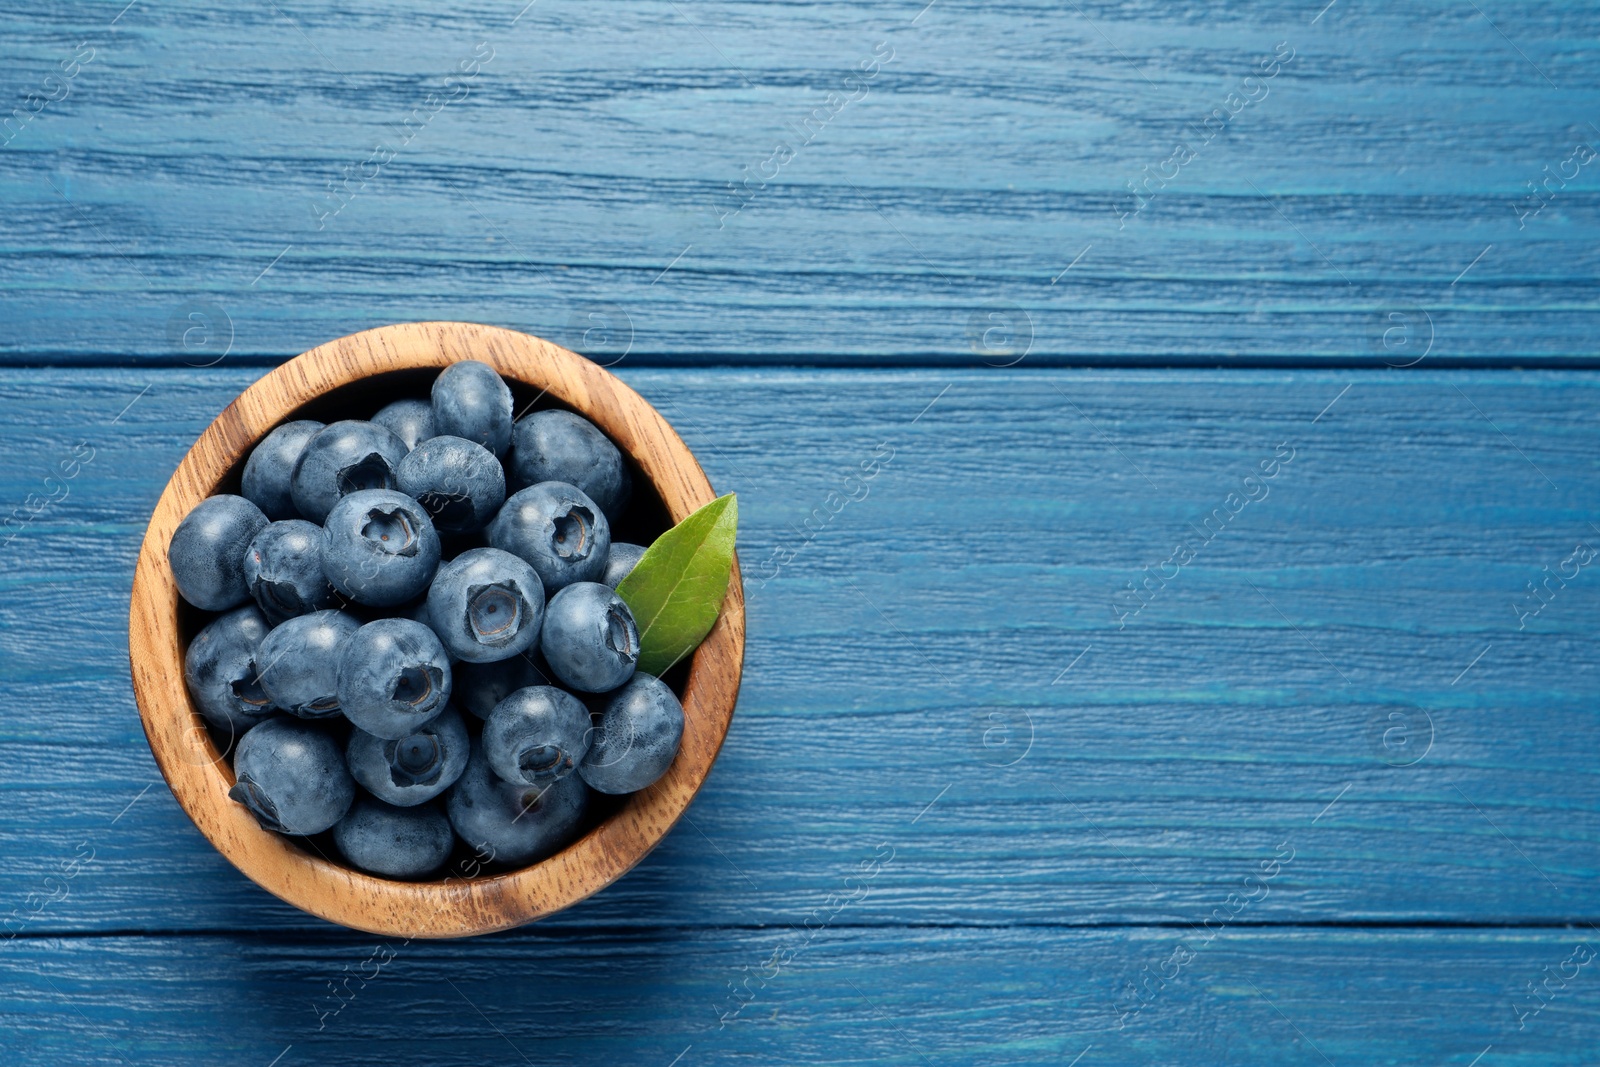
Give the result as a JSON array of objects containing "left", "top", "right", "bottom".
[{"left": 129, "top": 321, "right": 744, "bottom": 938}]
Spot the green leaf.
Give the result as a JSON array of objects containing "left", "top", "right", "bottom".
[{"left": 616, "top": 493, "right": 738, "bottom": 677}]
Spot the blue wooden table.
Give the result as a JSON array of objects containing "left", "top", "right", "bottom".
[{"left": 3, "top": 2, "right": 1599, "bottom": 1063}]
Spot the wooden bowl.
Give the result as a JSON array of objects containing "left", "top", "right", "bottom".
[{"left": 128, "top": 322, "right": 744, "bottom": 938}]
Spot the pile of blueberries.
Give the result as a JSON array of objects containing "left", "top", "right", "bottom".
[{"left": 171, "top": 360, "right": 685, "bottom": 879}]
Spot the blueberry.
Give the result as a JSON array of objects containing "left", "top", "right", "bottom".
[
  {"left": 371, "top": 398, "right": 436, "bottom": 451},
  {"left": 243, "top": 520, "right": 338, "bottom": 624},
  {"left": 487, "top": 482, "right": 610, "bottom": 592},
  {"left": 395, "top": 435, "right": 506, "bottom": 534},
  {"left": 229, "top": 717, "right": 355, "bottom": 835},
  {"left": 507, "top": 410, "right": 632, "bottom": 520},
  {"left": 539, "top": 581, "right": 638, "bottom": 693},
  {"left": 321, "top": 489, "right": 441, "bottom": 607},
  {"left": 347, "top": 706, "right": 470, "bottom": 806},
  {"left": 483, "top": 686, "right": 591, "bottom": 784},
  {"left": 184, "top": 605, "right": 276, "bottom": 737},
  {"left": 424, "top": 547, "right": 544, "bottom": 664},
  {"left": 452, "top": 650, "right": 552, "bottom": 719},
  {"left": 241, "top": 420, "right": 324, "bottom": 520},
  {"left": 431, "top": 360, "right": 513, "bottom": 458},
  {"left": 337, "top": 618, "right": 453, "bottom": 739},
  {"left": 602, "top": 542, "right": 646, "bottom": 590},
  {"left": 170, "top": 495, "right": 270, "bottom": 611},
  {"left": 256, "top": 609, "right": 361, "bottom": 718},
  {"left": 447, "top": 740, "right": 590, "bottom": 867},
  {"left": 579, "top": 673, "right": 684, "bottom": 794},
  {"left": 290, "top": 420, "right": 409, "bottom": 523},
  {"left": 333, "top": 797, "right": 454, "bottom": 879}
]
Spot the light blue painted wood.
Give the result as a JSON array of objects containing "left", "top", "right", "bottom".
[
  {"left": 2, "top": 927, "right": 1598, "bottom": 1065},
  {"left": 4, "top": 1, "right": 1600, "bottom": 1058},
  {"left": 0, "top": 368, "right": 1595, "bottom": 937},
  {"left": 0, "top": 1, "right": 1597, "bottom": 363}
]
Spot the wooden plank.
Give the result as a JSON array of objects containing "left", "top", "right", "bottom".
[
  {"left": 2, "top": 927, "right": 1598, "bottom": 1065},
  {"left": 2, "top": 2, "right": 1598, "bottom": 363},
  {"left": 0, "top": 367, "right": 1595, "bottom": 934}
]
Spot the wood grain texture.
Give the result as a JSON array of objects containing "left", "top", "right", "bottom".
[
  {"left": 3, "top": 367, "right": 1596, "bottom": 935},
  {"left": 2, "top": 927, "right": 1598, "bottom": 1065},
  {"left": 5, "top": 0, "right": 1600, "bottom": 1049},
  {"left": 2, "top": 1, "right": 1598, "bottom": 364},
  {"left": 127, "top": 324, "right": 744, "bottom": 937}
]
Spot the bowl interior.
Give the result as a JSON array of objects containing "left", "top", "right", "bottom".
[
  {"left": 179, "top": 366, "right": 686, "bottom": 883},
  {"left": 130, "top": 322, "right": 743, "bottom": 938}
]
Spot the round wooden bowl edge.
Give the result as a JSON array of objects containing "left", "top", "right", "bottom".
[{"left": 128, "top": 321, "right": 744, "bottom": 938}]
